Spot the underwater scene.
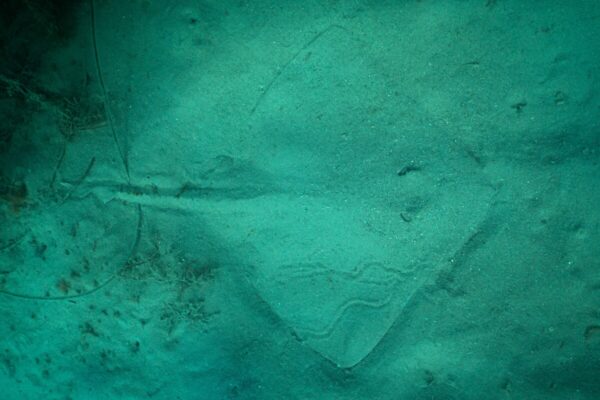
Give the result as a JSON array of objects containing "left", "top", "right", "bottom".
[{"left": 1, "top": 0, "right": 599, "bottom": 399}]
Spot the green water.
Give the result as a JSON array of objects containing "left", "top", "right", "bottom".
[{"left": 1, "top": 0, "right": 599, "bottom": 399}]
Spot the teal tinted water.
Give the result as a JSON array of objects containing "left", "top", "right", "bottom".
[{"left": 1, "top": 1, "right": 599, "bottom": 399}]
